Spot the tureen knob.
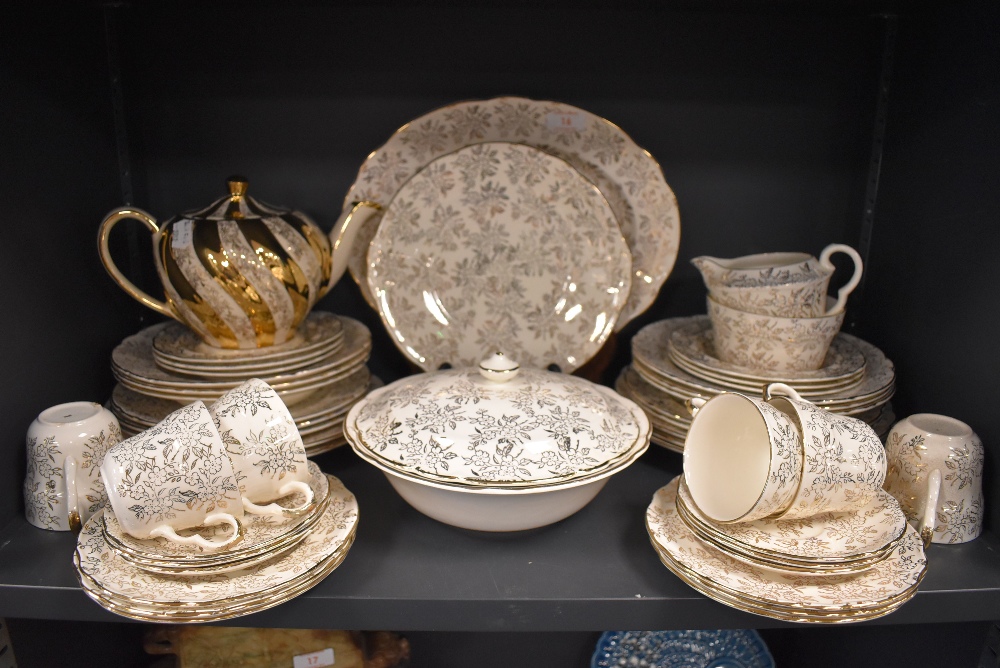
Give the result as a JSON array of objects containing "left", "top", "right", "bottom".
[{"left": 479, "top": 353, "right": 520, "bottom": 382}]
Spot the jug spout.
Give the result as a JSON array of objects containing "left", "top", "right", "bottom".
[
  {"left": 321, "top": 201, "right": 381, "bottom": 298},
  {"left": 690, "top": 256, "right": 727, "bottom": 290}
]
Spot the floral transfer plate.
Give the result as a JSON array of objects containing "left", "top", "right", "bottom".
[
  {"left": 344, "top": 96, "right": 680, "bottom": 329},
  {"left": 591, "top": 630, "right": 774, "bottom": 668},
  {"left": 76, "top": 474, "right": 358, "bottom": 606},
  {"left": 647, "top": 478, "right": 925, "bottom": 620},
  {"left": 367, "top": 142, "right": 631, "bottom": 372},
  {"left": 675, "top": 476, "right": 907, "bottom": 562}
]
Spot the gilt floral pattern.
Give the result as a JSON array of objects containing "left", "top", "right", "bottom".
[
  {"left": 23, "top": 435, "right": 63, "bottom": 529},
  {"left": 344, "top": 96, "right": 680, "bottom": 329},
  {"left": 367, "top": 142, "right": 631, "bottom": 372},
  {"left": 676, "top": 477, "right": 906, "bottom": 561},
  {"left": 884, "top": 420, "right": 984, "bottom": 544},
  {"left": 649, "top": 478, "right": 924, "bottom": 619},
  {"left": 708, "top": 298, "right": 845, "bottom": 373},
  {"left": 76, "top": 474, "right": 357, "bottom": 607},
  {"left": 349, "top": 367, "right": 649, "bottom": 487}
]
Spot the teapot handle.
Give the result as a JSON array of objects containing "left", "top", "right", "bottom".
[
  {"left": 98, "top": 208, "right": 178, "bottom": 321},
  {"left": 819, "top": 244, "right": 864, "bottom": 315}
]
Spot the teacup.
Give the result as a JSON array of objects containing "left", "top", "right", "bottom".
[
  {"left": 101, "top": 401, "right": 245, "bottom": 550},
  {"left": 209, "top": 379, "right": 315, "bottom": 518},
  {"left": 692, "top": 243, "right": 863, "bottom": 317},
  {"left": 683, "top": 391, "right": 802, "bottom": 523},
  {"left": 764, "top": 383, "right": 887, "bottom": 519},
  {"left": 884, "top": 414, "right": 984, "bottom": 545},
  {"left": 707, "top": 296, "right": 844, "bottom": 372},
  {"left": 24, "top": 402, "right": 122, "bottom": 531}
]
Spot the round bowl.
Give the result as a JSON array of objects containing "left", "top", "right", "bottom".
[{"left": 707, "top": 296, "right": 844, "bottom": 372}]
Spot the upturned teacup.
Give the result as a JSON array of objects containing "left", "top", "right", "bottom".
[
  {"left": 209, "top": 379, "right": 316, "bottom": 518},
  {"left": 692, "top": 243, "right": 863, "bottom": 317},
  {"left": 101, "top": 401, "right": 245, "bottom": 550},
  {"left": 707, "top": 296, "right": 844, "bottom": 372},
  {"left": 24, "top": 402, "right": 122, "bottom": 531},
  {"left": 683, "top": 391, "right": 802, "bottom": 523},
  {"left": 884, "top": 414, "right": 984, "bottom": 544},
  {"left": 764, "top": 383, "right": 887, "bottom": 519}
]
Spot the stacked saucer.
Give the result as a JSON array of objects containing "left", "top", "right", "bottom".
[
  {"left": 109, "top": 312, "right": 375, "bottom": 455},
  {"left": 617, "top": 316, "right": 896, "bottom": 452},
  {"left": 75, "top": 463, "right": 358, "bottom": 622},
  {"left": 646, "top": 477, "right": 926, "bottom": 623}
]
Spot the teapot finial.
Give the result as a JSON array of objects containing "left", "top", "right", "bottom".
[{"left": 226, "top": 176, "right": 249, "bottom": 219}]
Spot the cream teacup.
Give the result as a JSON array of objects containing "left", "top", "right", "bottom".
[
  {"left": 209, "top": 379, "right": 315, "bottom": 518},
  {"left": 683, "top": 391, "right": 802, "bottom": 523},
  {"left": 884, "top": 414, "right": 984, "bottom": 545},
  {"left": 764, "top": 383, "right": 887, "bottom": 519},
  {"left": 24, "top": 402, "right": 122, "bottom": 531},
  {"left": 101, "top": 401, "right": 245, "bottom": 550},
  {"left": 707, "top": 296, "right": 844, "bottom": 372}
]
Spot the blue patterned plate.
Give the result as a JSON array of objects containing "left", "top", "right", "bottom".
[{"left": 591, "top": 630, "right": 774, "bottom": 668}]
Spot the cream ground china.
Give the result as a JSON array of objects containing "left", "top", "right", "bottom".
[
  {"left": 112, "top": 318, "right": 371, "bottom": 404},
  {"left": 630, "top": 317, "right": 895, "bottom": 415},
  {"left": 344, "top": 96, "right": 680, "bottom": 328},
  {"left": 708, "top": 297, "right": 845, "bottom": 372},
  {"left": 76, "top": 474, "right": 357, "bottom": 605},
  {"left": 668, "top": 318, "right": 867, "bottom": 387},
  {"left": 675, "top": 477, "right": 907, "bottom": 562},
  {"left": 648, "top": 478, "right": 925, "bottom": 620},
  {"left": 367, "top": 142, "right": 631, "bottom": 372},
  {"left": 347, "top": 362, "right": 649, "bottom": 489},
  {"left": 102, "top": 463, "right": 329, "bottom": 564}
]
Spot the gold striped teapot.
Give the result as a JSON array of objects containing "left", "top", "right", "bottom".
[{"left": 98, "top": 178, "right": 378, "bottom": 348}]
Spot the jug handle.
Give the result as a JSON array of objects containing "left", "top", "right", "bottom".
[
  {"left": 64, "top": 455, "right": 81, "bottom": 532},
  {"left": 98, "top": 208, "right": 178, "bottom": 321},
  {"left": 819, "top": 244, "right": 864, "bottom": 315},
  {"left": 920, "top": 469, "right": 942, "bottom": 549},
  {"left": 319, "top": 200, "right": 382, "bottom": 299}
]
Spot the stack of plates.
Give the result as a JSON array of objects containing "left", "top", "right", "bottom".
[
  {"left": 109, "top": 312, "right": 376, "bottom": 455},
  {"left": 646, "top": 476, "right": 926, "bottom": 623},
  {"left": 617, "top": 316, "right": 896, "bottom": 452},
  {"left": 75, "top": 464, "right": 358, "bottom": 623}
]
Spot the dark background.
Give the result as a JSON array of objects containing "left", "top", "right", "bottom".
[{"left": 1, "top": 0, "right": 997, "bottom": 665}]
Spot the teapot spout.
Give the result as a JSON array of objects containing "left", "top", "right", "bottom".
[{"left": 321, "top": 201, "right": 381, "bottom": 298}]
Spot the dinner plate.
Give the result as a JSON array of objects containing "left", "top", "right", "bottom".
[
  {"left": 367, "top": 142, "right": 631, "bottom": 371},
  {"left": 646, "top": 477, "right": 925, "bottom": 622},
  {"left": 344, "top": 96, "right": 680, "bottom": 329},
  {"left": 152, "top": 311, "right": 345, "bottom": 367}
]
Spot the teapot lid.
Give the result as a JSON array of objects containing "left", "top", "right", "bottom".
[
  {"left": 345, "top": 354, "right": 651, "bottom": 490},
  {"left": 181, "top": 177, "right": 293, "bottom": 222}
]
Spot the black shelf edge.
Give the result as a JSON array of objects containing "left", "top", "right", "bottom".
[{"left": 1, "top": 447, "right": 998, "bottom": 630}]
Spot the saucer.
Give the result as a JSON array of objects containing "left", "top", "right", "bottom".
[
  {"left": 367, "top": 142, "right": 631, "bottom": 372},
  {"left": 591, "top": 630, "right": 774, "bottom": 668}
]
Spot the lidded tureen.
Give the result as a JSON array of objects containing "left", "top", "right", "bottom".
[
  {"left": 98, "top": 177, "right": 378, "bottom": 349},
  {"left": 345, "top": 354, "right": 651, "bottom": 531}
]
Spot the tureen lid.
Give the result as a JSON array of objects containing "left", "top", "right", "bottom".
[{"left": 346, "top": 354, "right": 651, "bottom": 490}]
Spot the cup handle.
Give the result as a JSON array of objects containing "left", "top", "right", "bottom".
[
  {"left": 148, "top": 513, "right": 245, "bottom": 551},
  {"left": 763, "top": 382, "right": 804, "bottom": 402},
  {"left": 685, "top": 396, "right": 708, "bottom": 417},
  {"left": 242, "top": 481, "right": 317, "bottom": 519},
  {"left": 920, "top": 469, "right": 942, "bottom": 549},
  {"left": 819, "top": 244, "right": 864, "bottom": 315},
  {"left": 98, "top": 208, "right": 179, "bottom": 321},
  {"left": 63, "top": 456, "right": 81, "bottom": 532}
]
